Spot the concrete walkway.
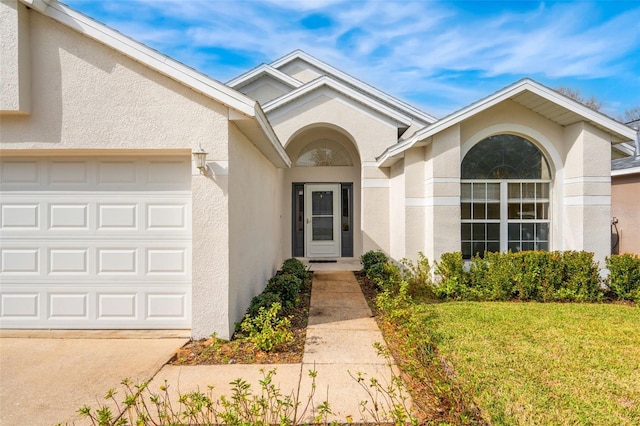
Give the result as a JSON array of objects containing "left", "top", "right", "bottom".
[{"left": 155, "top": 270, "right": 408, "bottom": 424}]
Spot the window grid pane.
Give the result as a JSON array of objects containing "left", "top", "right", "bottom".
[
  {"left": 462, "top": 180, "right": 550, "bottom": 259},
  {"left": 461, "top": 182, "right": 502, "bottom": 259}
]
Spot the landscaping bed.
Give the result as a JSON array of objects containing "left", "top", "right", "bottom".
[{"left": 172, "top": 260, "right": 312, "bottom": 365}]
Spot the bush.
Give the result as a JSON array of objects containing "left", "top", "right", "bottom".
[
  {"left": 434, "top": 252, "right": 468, "bottom": 299},
  {"left": 434, "top": 250, "right": 604, "bottom": 303},
  {"left": 247, "top": 292, "right": 281, "bottom": 318},
  {"left": 265, "top": 273, "right": 302, "bottom": 307},
  {"left": 606, "top": 253, "right": 640, "bottom": 303},
  {"left": 240, "top": 303, "right": 293, "bottom": 352},
  {"left": 559, "top": 251, "right": 602, "bottom": 302},
  {"left": 367, "top": 261, "right": 402, "bottom": 293},
  {"left": 401, "top": 252, "right": 436, "bottom": 299},
  {"left": 360, "top": 250, "right": 388, "bottom": 271},
  {"left": 281, "top": 257, "right": 308, "bottom": 281}
]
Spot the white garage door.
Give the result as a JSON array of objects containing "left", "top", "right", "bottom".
[{"left": 0, "top": 156, "right": 191, "bottom": 329}]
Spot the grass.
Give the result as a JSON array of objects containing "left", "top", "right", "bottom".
[{"left": 422, "top": 302, "right": 640, "bottom": 425}]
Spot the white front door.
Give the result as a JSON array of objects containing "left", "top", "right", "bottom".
[{"left": 304, "top": 184, "right": 341, "bottom": 258}]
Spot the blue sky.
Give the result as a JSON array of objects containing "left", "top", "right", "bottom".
[{"left": 64, "top": 0, "right": 640, "bottom": 121}]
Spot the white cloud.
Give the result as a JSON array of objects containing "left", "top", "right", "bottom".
[{"left": 65, "top": 0, "right": 640, "bottom": 116}]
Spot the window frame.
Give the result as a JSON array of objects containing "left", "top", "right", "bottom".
[{"left": 461, "top": 178, "right": 552, "bottom": 259}]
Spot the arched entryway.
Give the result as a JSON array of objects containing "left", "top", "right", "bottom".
[{"left": 284, "top": 125, "right": 362, "bottom": 258}]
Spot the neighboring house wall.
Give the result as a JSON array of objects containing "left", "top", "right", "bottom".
[
  {"left": 612, "top": 173, "right": 640, "bottom": 255},
  {"left": 228, "top": 124, "right": 284, "bottom": 335}
]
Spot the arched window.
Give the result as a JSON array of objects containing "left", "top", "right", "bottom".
[
  {"left": 295, "top": 139, "right": 353, "bottom": 167},
  {"left": 461, "top": 134, "right": 551, "bottom": 259}
]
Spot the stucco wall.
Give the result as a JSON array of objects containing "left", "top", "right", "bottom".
[
  {"left": 389, "top": 160, "right": 405, "bottom": 260},
  {"left": 269, "top": 90, "right": 399, "bottom": 162},
  {"left": 237, "top": 76, "right": 291, "bottom": 105},
  {"left": 0, "top": 0, "right": 31, "bottom": 113},
  {"left": 612, "top": 173, "right": 640, "bottom": 255},
  {"left": 0, "top": 8, "right": 243, "bottom": 339},
  {"left": 0, "top": 10, "right": 229, "bottom": 154},
  {"left": 228, "top": 124, "right": 283, "bottom": 335}
]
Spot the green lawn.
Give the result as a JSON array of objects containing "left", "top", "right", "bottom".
[{"left": 423, "top": 302, "right": 640, "bottom": 425}]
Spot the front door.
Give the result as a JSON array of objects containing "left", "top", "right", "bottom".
[{"left": 304, "top": 184, "right": 341, "bottom": 258}]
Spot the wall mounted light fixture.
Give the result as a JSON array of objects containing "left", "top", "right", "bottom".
[{"left": 192, "top": 146, "right": 209, "bottom": 173}]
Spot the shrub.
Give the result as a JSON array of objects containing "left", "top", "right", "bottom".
[
  {"left": 247, "top": 292, "right": 281, "bottom": 318},
  {"left": 368, "top": 261, "right": 403, "bottom": 294},
  {"left": 559, "top": 251, "right": 602, "bottom": 302},
  {"left": 265, "top": 273, "right": 302, "bottom": 307},
  {"left": 400, "top": 252, "right": 436, "bottom": 299},
  {"left": 606, "top": 253, "right": 640, "bottom": 303},
  {"left": 240, "top": 303, "right": 293, "bottom": 352},
  {"left": 434, "top": 252, "right": 468, "bottom": 300},
  {"left": 434, "top": 250, "right": 604, "bottom": 302},
  {"left": 360, "top": 250, "right": 388, "bottom": 271},
  {"left": 281, "top": 257, "right": 308, "bottom": 281}
]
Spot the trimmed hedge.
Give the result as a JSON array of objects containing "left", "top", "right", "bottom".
[
  {"left": 434, "top": 251, "right": 602, "bottom": 302},
  {"left": 606, "top": 253, "right": 640, "bottom": 303}
]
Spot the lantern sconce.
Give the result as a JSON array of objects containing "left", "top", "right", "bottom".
[{"left": 192, "top": 146, "right": 209, "bottom": 174}]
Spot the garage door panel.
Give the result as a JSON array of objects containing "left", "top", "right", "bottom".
[
  {"left": 1, "top": 204, "right": 39, "bottom": 229},
  {"left": 0, "top": 156, "right": 192, "bottom": 329},
  {"left": 49, "top": 160, "right": 90, "bottom": 185},
  {"left": 48, "top": 293, "right": 89, "bottom": 319},
  {"left": 0, "top": 294, "right": 39, "bottom": 318},
  {"left": 0, "top": 160, "right": 40, "bottom": 185}
]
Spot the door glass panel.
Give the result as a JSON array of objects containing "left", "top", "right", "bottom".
[
  {"left": 312, "top": 191, "right": 333, "bottom": 215},
  {"left": 312, "top": 217, "right": 333, "bottom": 241}
]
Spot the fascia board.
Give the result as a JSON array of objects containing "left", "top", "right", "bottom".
[
  {"left": 31, "top": 0, "right": 256, "bottom": 117},
  {"left": 20, "top": 0, "right": 51, "bottom": 11},
  {"left": 522, "top": 80, "right": 636, "bottom": 141},
  {"left": 612, "top": 166, "right": 640, "bottom": 176},
  {"left": 227, "top": 64, "right": 302, "bottom": 89},
  {"left": 253, "top": 105, "right": 292, "bottom": 168},
  {"left": 263, "top": 76, "right": 413, "bottom": 126},
  {"left": 270, "top": 50, "right": 437, "bottom": 124},
  {"left": 376, "top": 78, "right": 637, "bottom": 167}
]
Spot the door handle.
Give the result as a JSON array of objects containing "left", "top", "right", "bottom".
[{"left": 306, "top": 218, "right": 310, "bottom": 224}]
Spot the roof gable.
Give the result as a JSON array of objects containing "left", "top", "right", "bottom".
[
  {"left": 227, "top": 64, "right": 302, "bottom": 91},
  {"left": 22, "top": 0, "right": 256, "bottom": 116},
  {"left": 267, "top": 50, "right": 437, "bottom": 126},
  {"left": 262, "top": 76, "right": 415, "bottom": 127},
  {"left": 19, "top": 0, "right": 290, "bottom": 168},
  {"left": 377, "top": 79, "right": 637, "bottom": 167}
]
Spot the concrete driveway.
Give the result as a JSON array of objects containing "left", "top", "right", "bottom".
[{"left": 0, "top": 330, "right": 188, "bottom": 426}]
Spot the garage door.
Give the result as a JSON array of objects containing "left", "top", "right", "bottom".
[{"left": 0, "top": 156, "right": 191, "bottom": 329}]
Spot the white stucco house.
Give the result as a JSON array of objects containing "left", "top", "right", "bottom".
[{"left": 1, "top": 0, "right": 636, "bottom": 339}]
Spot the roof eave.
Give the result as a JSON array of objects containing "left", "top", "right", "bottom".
[
  {"left": 376, "top": 79, "right": 636, "bottom": 167},
  {"left": 230, "top": 105, "right": 291, "bottom": 169}
]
